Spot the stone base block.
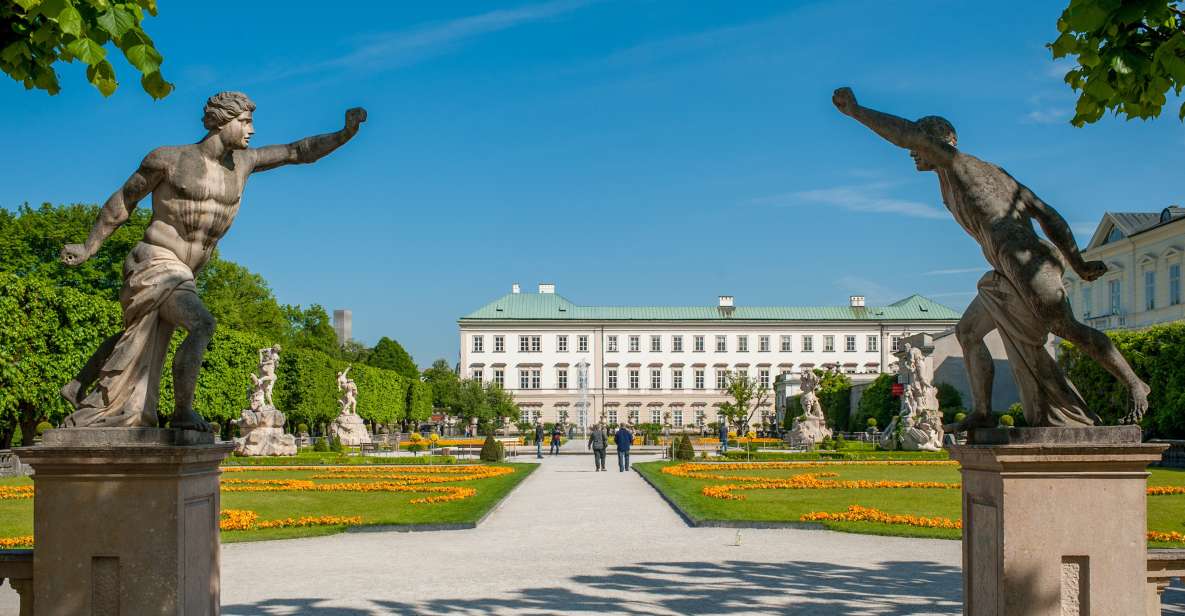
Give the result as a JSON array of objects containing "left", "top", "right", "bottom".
[
  {"left": 950, "top": 427, "right": 1167, "bottom": 616},
  {"left": 18, "top": 428, "right": 233, "bottom": 615}
]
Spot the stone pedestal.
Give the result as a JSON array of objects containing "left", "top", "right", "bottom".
[
  {"left": 17, "top": 428, "right": 233, "bottom": 616},
  {"left": 329, "top": 413, "right": 371, "bottom": 447},
  {"left": 950, "top": 426, "right": 1167, "bottom": 616}
]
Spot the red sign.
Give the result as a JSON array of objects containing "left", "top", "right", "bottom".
[{"left": 891, "top": 383, "right": 904, "bottom": 397}]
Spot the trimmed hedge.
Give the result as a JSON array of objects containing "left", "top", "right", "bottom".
[
  {"left": 1059, "top": 322, "right": 1185, "bottom": 438},
  {"left": 479, "top": 434, "right": 505, "bottom": 462}
]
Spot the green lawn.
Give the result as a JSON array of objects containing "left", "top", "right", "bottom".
[
  {"left": 0, "top": 462, "right": 535, "bottom": 544},
  {"left": 636, "top": 461, "right": 1185, "bottom": 546},
  {"left": 223, "top": 450, "right": 457, "bottom": 466}
]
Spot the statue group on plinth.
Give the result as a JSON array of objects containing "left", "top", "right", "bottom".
[
  {"left": 233, "top": 345, "right": 297, "bottom": 456},
  {"left": 787, "top": 370, "right": 832, "bottom": 446},
  {"left": 879, "top": 343, "right": 944, "bottom": 452},
  {"left": 329, "top": 366, "right": 371, "bottom": 446}
]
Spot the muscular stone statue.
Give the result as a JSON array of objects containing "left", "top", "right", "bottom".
[
  {"left": 788, "top": 369, "right": 832, "bottom": 446},
  {"left": 833, "top": 87, "right": 1149, "bottom": 429},
  {"left": 257, "top": 344, "right": 281, "bottom": 408},
  {"left": 59, "top": 92, "right": 367, "bottom": 432},
  {"left": 336, "top": 366, "right": 358, "bottom": 416},
  {"left": 330, "top": 365, "right": 369, "bottom": 446}
]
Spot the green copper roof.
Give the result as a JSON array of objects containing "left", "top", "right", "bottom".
[{"left": 460, "top": 293, "right": 961, "bottom": 322}]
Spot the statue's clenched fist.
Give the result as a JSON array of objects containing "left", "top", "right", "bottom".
[
  {"left": 61, "top": 243, "right": 89, "bottom": 267},
  {"left": 345, "top": 107, "right": 367, "bottom": 132},
  {"left": 832, "top": 87, "right": 857, "bottom": 116}
]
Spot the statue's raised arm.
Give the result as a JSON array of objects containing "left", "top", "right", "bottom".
[
  {"left": 832, "top": 87, "right": 956, "bottom": 170},
  {"left": 250, "top": 107, "right": 368, "bottom": 173}
]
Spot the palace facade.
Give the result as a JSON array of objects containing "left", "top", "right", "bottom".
[{"left": 457, "top": 284, "right": 961, "bottom": 431}]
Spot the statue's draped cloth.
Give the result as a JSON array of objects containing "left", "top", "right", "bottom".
[
  {"left": 64, "top": 242, "right": 197, "bottom": 427},
  {"left": 975, "top": 270, "right": 1100, "bottom": 427}
]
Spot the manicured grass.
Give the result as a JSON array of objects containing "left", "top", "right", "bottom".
[
  {"left": 714, "top": 449, "right": 950, "bottom": 462},
  {"left": 636, "top": 461, "right": 1185, "bottom": 546},
  {"left": 0, "top": 462, "right": 536, "bottom": 544},
  {"left": 223, "top": 450, "right": 457, "bottom": 466}
]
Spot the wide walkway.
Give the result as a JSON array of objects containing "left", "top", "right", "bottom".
[{"left": 221, "top": 453, "right": 970, "bottom": 615}]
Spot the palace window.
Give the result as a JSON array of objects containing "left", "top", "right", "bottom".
[
  {"left": 607, "top": 369, "right": 618, "bottom": 389},
  {"left": 672, "top": 335, "right": 684, "bottom": 352},
  {"left": 472, "top": 335, "right": 484, "bottom": 353},
  {"left": 607, "top": 336, "right": 618, "bottom": 352},
  {"left": 673, "top": 410, "right": 684, "bottom": 427},
  {"left": 531, "top": 336, "right": 541, "bottom": 352},
  {"left": 716, "top": 369, "right": 728, "bottom": 390},
  {"left": 1172, "top": 265, "right": 1182, "bottom": 306},
  {"left": 651, "top": 409, "right": 662, "bottom": 424},
  {"left": 607, "top": 409, "right": 618, "bottom": 424},
  {"left": 519, "top": 335, "right": 541, "bottom": 353},
  {"left": 694, "top": 369, "right": 705, "bottom": 390},
  {"left": 629, "top": 335, "right": 640, "bottom": 352},
  {"left": 737, "top": 336, "right": 749, "bottom": 352},
  {"left": 629, "top": 369, "right": 640, "bottom": 389},
  {"left": 759, "top": 335, "right": 770, "bottom": 352},
  {"left": 891, "top": 336, "right": 902, "bottom": 352},
  {"left": 629, "top": 409, "right": 640, "bottom": 424},
  {"left": 1109, "top": 280, "right": 1122, "bottom": 314},
  {"left": 650, "top": 335, "right": 662, "bottom": 352},
  {"left": 472, "top": 367, "right": 483, "bottom": 381},
  {"left": 557, "top": 369, "right": 568, "bottom": 390},
  {"left": 578, "top": 335, "right": 589, "bottom": 352},
  {"left": 845, "top": 335, "right": 857, "bottom": 352},
  {"left": 494, "top": 335, "right": 505, "bottom": 352},
  {"left": 493, "top": 368, "right": 504, "bottom": 387},
  {"left": 650, "top": 369, "right": 661, "bottom": 389},
  {"left": 1082, "top": 286, "right": 1093, "bottom": 316},
  {"left": 530, "top": 369, "right": 541, "bottom": 389},
  {"left": 802, "top": 335, "right": 814, "bottom": 352},
  {"left": 557, "top": 335, "right": 568, "bottom": 352},
  {"left": 696, "top": 409, "right": 706, "bottom": 426},
  {"left": 759, "top": 368, "right": 770, "bottom": 388},
  {"left": 867, "top": 335, "right": 879, "bottom": 352},
  {"left": 519, "top": 370, "right": 530, "bottom": 389},
  {"left": 715, "top": 335, "right": 727, "bottom": 352},
  {"left": 672, "top": 369, "right": 684, "bottom": 390},
  {"left": 1146, "top": 270, "right": 1157, "bottom": 311},
  {"left": 694, "top": 335, "right": 705, "bottom": 352},
  {"left": 824, "top": 335, "right": 835, "bottom": 352},
  {"left": 780, "top": 335, "right": 793, "bottom": 352}
]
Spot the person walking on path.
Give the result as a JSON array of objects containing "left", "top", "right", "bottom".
[
  {"left": 534, "top": 421, "right": 545, "bottom": 459},
  {"left": 719, "top": 421, "right": 730, "bottom": 454},
  {"left": 587, "top": 422, "right": 608, "bottom": 471},
  {"left": 549, "top": 424, "right": 562, "bottom": 456},
  {"left": 615, "top": 423, "right": 634, "bottom": 472}
]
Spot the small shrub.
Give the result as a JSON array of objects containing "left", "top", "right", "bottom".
[
  {"left": 35, "top": 421, "right": 53, "bottom": 436},
  {"left": 313, "top": 437, "right": 329, "bottom": 452},
  {"left": 479, "top": 435, "right": 504, "bottom": 462},
  {"left": 330, "top": 436, "right": 344, "bottom": 453},
  {"left": 296, "top": 423, "right": 309, "bottom": 434},
  {"left": 820, "top": 437, "right": 835, "bottom": 450},
  {"left": 866, "top": 417, "right": 877, "bottom": 428},
  {"left": 999, "top": 414, "right": 1015, "bottom": 427},
  {"left": 954, "top": 412, "right": 967, "bottom": 423},
  {"left": 407, "top": 433, "right": 425, "bottom": 456},
  {"left": 675, "top": 435, "right": 696, "bottom": 461}
]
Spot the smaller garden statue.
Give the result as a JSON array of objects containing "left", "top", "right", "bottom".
[
  {"left": 880, "top": 343, "right": 944, "bottom": 451},
  {"left": 329, "top": 366, "right": 371, "bottom": 446},
  {"left": 232, "top": 346, "right": 297, "bottom": 456},
  {"left": 787, "top": 370, "right": 832, "bottom": 446}
]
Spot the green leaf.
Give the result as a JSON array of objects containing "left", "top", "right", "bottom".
[
  {"left": 139, "top": 69, "right": 172, "bottom": 99},
  {"left": 123, "top": 43, "right": 161, "bottom": 73},
  {"left": 1111, "top": 54, "right": 1132, "bottom": 74},
  {"left": 66, "top": 38, "right": 106, "bottom": 65},
  {"left": 57, "top": 4, "right": 83, "bottom": 37},
  {"left": 1083, "top": 74, "right": 1116, "bottom": 99},
  {"left": 96, "top": 7, "right": 135, "bottom": 38},
  {"left": 1050, "top": 32, "right": 1079, "bottom": 58},
  {"left": 12, "top": 0, "right": 42, "bottom": 10},
  {"left": 0, "top": 43, "right": 32, "bottom": 64},
  {"left": 1067, "top": 3, "right": 1110, "bottom": 32},
  {"left": 86, "top": 59, "right": 117, "bottom": 96}
]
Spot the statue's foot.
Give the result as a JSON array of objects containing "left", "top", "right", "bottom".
[
  {"left": 1120, "top": 379, "right": 1151, "bottom": 425},
  {"left": 951, "top": 411, "right": 996, "bottom": 433},
  {"left": 171, "top": 409, "right": 212, "bottom": 433},
  {"left": 60, "top": 380, "right": 83, "bottom": 408}
]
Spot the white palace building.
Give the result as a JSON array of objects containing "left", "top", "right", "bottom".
[{"left": 457, "top": 283, "right": 961, "bottom": 431}]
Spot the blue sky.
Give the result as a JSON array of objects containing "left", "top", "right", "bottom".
[{"left": 3, "top": 0, "right": 1184, "bottom": 366}]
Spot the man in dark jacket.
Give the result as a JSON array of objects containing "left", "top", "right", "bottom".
[
  {"left": 719, "top": 421, "right": 730, "bottom": 454},
  {"left": 587, "top": 422, "right": 608, "bottom": 471},
  {"left": 534, "top": 421, "right": 545, "bottom": 459},
  {"left": 614, "top": 424, "right": 634, "bottom": 472}
]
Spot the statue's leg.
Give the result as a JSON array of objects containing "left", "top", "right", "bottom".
[
  {"left": 954, "top": 295, "right": 997, "bottom": 430},
  {"left": 60, "top": 331, "right": 122, "bottom": 407},
  {"left": 159, "top": 288, "right": 214, "bottom": 432}
]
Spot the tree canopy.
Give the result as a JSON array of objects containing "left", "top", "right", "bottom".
[
  {"left": 1050, "top": 0, "right": 1185, "bottom": 125},
  {"left": 1, "top": 0, "right": 172, "bottom": 98},
  {"left": 718, "top": 372, "right": 770, "bottom": 433},
  {"left": 368, "top": 336, "right": 418, "bottom": 380},
  {"left": 196, "top": 258, "right": 288, "bottom": 343}
]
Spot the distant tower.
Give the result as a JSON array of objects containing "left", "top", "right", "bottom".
[{"left": 333, "top": 309, "right": 352, "bottom": 345}]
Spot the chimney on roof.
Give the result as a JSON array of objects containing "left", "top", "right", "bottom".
[
  {"left": 538, "top": 283, "right": 555, "bottom": 294},
  {"left": 718, "top": 295, "right": 735, "bottom": 317},
  {"left": 850, "top": 295, "right": 865, "bottom": 308},
  {"left": 511, "top": 283, "right": 521, "bottom": 294}
]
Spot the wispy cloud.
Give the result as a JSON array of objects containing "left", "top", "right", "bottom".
[
  {"left": 1023, "top": 107, "right": 1072, "bottom": 125},
  {"left": 260, "top": 0, "right": 597, "bottom": 81},
  {"left": 923, "top": 267, "right": 983, "bottom": 276},
  {"left": 753, "top": 182, "right": 948, "bottom": 220},
  {"left": 1071, "top": 221, "right": 1097, "bottom": 237},
  {"left": 834, "top": 275, "right": 901, "bottom": 304},
  {"left": 925, "top": 291, "right": 978, "bottom": 299}
]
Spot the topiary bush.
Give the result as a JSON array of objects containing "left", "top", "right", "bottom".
[
  {"left": 313, "top": 437, "right": 329, "bottom": 452},
  {"left": 479, "top": 434, "right": 504, "bottom": 462},
  {"left": 330, "top": 436, "right": 344, "bottom": 453},
  {"left": 999, "top": 414, "right": 1015, "bottom": 427},
  {"left": 296, "top": 423, "right": 309, "bottom": 434},
  {"left": 866, "top": 417, "right": 877, "bottom": 429},
  {"left": 35, "top": 421, "right": 53, "bottom": 436},
  {"left": 675, "top": 435, "right": 695, "bottom": 460}
]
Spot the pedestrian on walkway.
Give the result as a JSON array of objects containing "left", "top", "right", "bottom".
[
  {"left": 534, "top": 421, "right": 545, "bottom": 459},
  {"left": 549, "top": 424, "right": 562, "bottom": 456},
  {"left": 587, "top": 422, "right": 608, "bottom": 471},
  {"left": 615, "top": 423, "right": 634, "bottom": 472},
  {"left": 719, "top": 421, "right": 730, "bottom": 454}
]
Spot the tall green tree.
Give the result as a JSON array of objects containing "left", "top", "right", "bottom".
[
  {"left": 816, "top": 370, "right": 853, "bottom": 431},
  {"left": 281, "top": 304, "right": 338, "bottom": 356},
  {"left": 446, "top": 379, "right": 520, "bottom": 433},
  {"left": 1050, "top": 0, "right": 1185, "bottom": 125},
  {"left": 195, "top": 258, "right": 287, "bottom": 343},
  {"left": 421, "top": 358, "right": 460, "bottom": 409},
  {"left": 367, "top": 336, "right": 418, "bottom": 380},
  {"left": 718, "top": 372, "right": 771, "bottom": 434},
  {"left": 854, "top": 373, "right": 898, "bottom": 432},
  {"left": 1, "top": 1, "right": 172, "bottom": 98}
]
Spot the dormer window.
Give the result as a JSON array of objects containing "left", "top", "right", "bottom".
[{"left": 1104, "top": 226, "right": 1125, "bottom": 245}]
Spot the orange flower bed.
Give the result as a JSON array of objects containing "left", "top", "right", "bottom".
[
  {"left": 218, "top": 464, "right": 509, "bottom": 504},
  {"left": 219, "top": 508, "right": 362, "bottom": 531},
  {"left": 0, "top": 486, "right": 33, "bottom": 500},
  {"left": 1148, "top": 530, "right": 1185, "bottom": 543},
  {"left": 1147, "top": 486, "right": 1185, "bottom": 496},
  {"left": 699, "top": 472, "right": 959, "bottom": 500},
  {"left": 800, "top": 505, "right": 962, "bottom": 529},
  {"left": 0, "top": 535, "right": 32, "bottom": 548}
]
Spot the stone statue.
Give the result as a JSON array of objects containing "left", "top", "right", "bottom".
[
  {"left": 330, "top": 366, "right": 370, "bottom": 446},
  {"left": 833, "top": 87, "right": 1149, "bottom": 429},
  {"left": 59, "top": 92, "right": 367, "bottom": 432},
  {"left": 233, "top": 348, "right": 297, "bottom": 456},
  {"left": 880, "top": 343, "right": 944, "bottom": 451},
  {"left": 788, "top": 369, "right": 832, "bottom": 445}
]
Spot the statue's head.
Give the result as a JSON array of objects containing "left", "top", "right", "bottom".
[
  {"left": 203, "top": 91, "right": 256, "bottom": 150},
  {"left": 911, "top": 115, "right": 956, "bottom": 171}
]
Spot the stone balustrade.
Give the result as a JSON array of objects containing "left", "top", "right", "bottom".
[{"left": 0, "top": 549, "right": 32, "bottom": 616}]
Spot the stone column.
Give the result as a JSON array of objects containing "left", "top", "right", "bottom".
[
  {"left": 950, "top": 426, "right": 1167, "bottom": 616},
  {"left": 18, "top": 428, "right": 233, "bottom": 616}
]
